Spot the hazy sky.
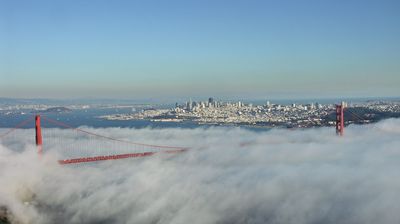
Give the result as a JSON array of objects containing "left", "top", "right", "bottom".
[{"left": 1, "top": 0, "right": 399, "bottom": 99}]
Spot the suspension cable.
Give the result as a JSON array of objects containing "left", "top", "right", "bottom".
[
  {"left": 0, "top": 116, "right": 35, "bottom": 139},
  {"left": 42, "top": 116, "right": 189, "bottom": 150},
  {"left": 346, "top": 108, "right": 366, "bottom": 121}
]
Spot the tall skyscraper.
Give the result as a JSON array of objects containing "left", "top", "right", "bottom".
[{"left": 189, "top": 98, "right": 193, "bottom": 111}]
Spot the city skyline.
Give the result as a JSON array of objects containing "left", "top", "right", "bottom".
[{"left": 1, "top": 0, "right": 400, "bottom": 99}]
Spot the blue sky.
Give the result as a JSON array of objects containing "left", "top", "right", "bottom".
[{"left": 1, "top": 0, "right": 399, "bottom": 99}]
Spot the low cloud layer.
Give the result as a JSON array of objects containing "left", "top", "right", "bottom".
[{"left": 1, "top": 119, "right": 400, "bottom": 224}]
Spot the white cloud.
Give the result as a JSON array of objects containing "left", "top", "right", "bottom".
[{"left": 1, "top": 119, "right": 400, "bottom": 224}]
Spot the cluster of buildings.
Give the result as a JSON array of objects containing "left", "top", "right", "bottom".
[
  {"left": 178, "top": 98, "right": 325, "bottom": 113},
  {"left": 98, "top": 97, "right": 400, "bottom": 128},
  {"left": 350, "top": 101, "right": 400, "bottom": 113},
  {"left": 179, "top": 97, "right": 223, "bottom": 112},
  {"left": 170, "top": 98, "right": 332, "bottom": 127}
]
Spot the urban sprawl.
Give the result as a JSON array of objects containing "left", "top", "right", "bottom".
[{"left": 101, "top": 98, "right": 400, "bottom": 128}]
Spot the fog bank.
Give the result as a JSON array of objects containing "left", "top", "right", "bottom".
[{"left": 1, "top": 119, "right": 400, "bottom": 224}]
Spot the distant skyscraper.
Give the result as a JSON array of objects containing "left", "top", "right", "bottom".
[
  {"left": 189, "top": 98, "right": 193, "bottom": 111},
  {"left": 208, "top": 97, "right": 214, "bottom": 104},
  {"left": 186, "top": 101, "right": 190, "bottom": 110}
]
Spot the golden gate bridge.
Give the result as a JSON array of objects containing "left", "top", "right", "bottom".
[{"left": 0, "top": 103, "right": 364, "bottom": 165}]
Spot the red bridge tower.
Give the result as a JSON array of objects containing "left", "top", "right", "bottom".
[
  {"left": 335, "top": 102, "right": 345, "bottom": 136},
  {"left": 35, "top": 115, "right": 43, "bottom": 155}
]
